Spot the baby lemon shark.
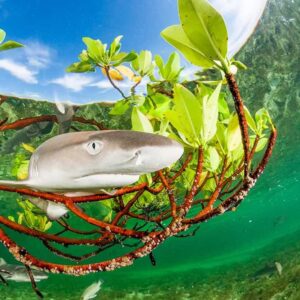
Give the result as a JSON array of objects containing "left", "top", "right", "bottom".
[
  {"left": 0, "top": 130, "right": 184, "bottom": 219},
  {"left": 0, "top": 258, "right": 48, "bottom": 283},
  {"left": 81, "top": 280, "right": 103, "bottom": 300}
]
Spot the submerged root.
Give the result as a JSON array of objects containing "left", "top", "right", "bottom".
[{"left": 0, "top": 78, "right": 277, "bottom": 299}]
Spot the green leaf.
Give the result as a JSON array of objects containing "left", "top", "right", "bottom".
[
  {"left": 140, "top": 174, "right": 153, "bottom": 186},
  {"left": 161, "top": 25, "right": 214, "bottom": 68},
  {"left": 231, "top": 144, "right": 244, "bottom": 163},
  {"left": 110, "top": 99, "right": 130, "bottom": 115},
  {"left": 17, "top": 199, "right": 26, "bottom": 210},
  {"left": 231, "top": 60, "right": 248, "bottom": 70},
  {"left": 132, "top": 50, "right": 153, "bottom": 76},
  {"left": 0, "top": 29, "right": 6, "bottom": 44},
  {"left": 112, "top": 51, "right": 137, "bottom": 66},
  {"left": 159, "top": 119, "right": 170, "bottom": 135},
  {"left": 216, "top": 122, "right": 228, "bottom": 154},
  {"left": 122, "top": 51, "right": 137, "bottom": 62},
  {"left": 227, "top": 114, "right": 242, "bottom": 152},
  {"left": 178, "top": 0, "right": 228, "bottom": 62},
  {"left": 154, "top": 55, "right": 165, "bottom": 76},
  {"left": 201, "top": 83, "right": 221, "bottom": 142},
  {"left": 168, "top": 131, "right": 191, "bottom": 148},
  {"left": 82, "top": 37, "right": 105, "bottom": 63},
  {"left": 17, "top": 213, "right": 24, "bottom": 225},
  {"left": 66, "top": 61, "right": 95, "bottom": 73},
  {"left": 10, "top": 199, "right": 52, "bottom": 232},
  {"left": 140, "top": 50, "right": 152, "bottom": 74},
  {"left": 147, "top": 93, "right": 171, "bottom": 119},
  {"left": 149, "top": 101, "right": 170, "bottom": 120},
  {"left": 206, "top": 146, "right": 220, "bottom": 172},
  {"left": 255, "top": 137, "right": 268, "bottom": 152},
  {"left": 168, "top": 84, "right": 202, "bottom": 146},
  {"left": 167, "top": 111, "right": 193, "bottom": 146},
  {"left": 255, "top": 108, "right": 271, "bottom": 136},
  {"left": 202, "top": 177, "right": 217, "bottom": 192},
  {"left": 196, "top": 83, "right": 213, "bottom": 98},
  {"left": 8, "top": 215, "right": 15, "bottom": 222},
  {"left": 244, "top": 106, "right": 257, "bottom": 133},
  {"left": 97, "top": 201, "right": 114, "bottom": 222},
  {"left": 44, "top": 220, "right": 52, "bottom": 231},
  {"left": 218, "top": 93, "right": 230, "bottom": 119},
  {"left": 109, "top": 35, "right": 123, "bottom": 57},
  {"left": 24, "top": 211, "right": 34, "bottom": 227},
  {"left": 0, "top": 41, "right": 23, "bottom": 52},
  {"left": 131, "top": 107, "right": 153, "bottom": 133},
  {"left": 163, "top": 52, "right": 182, "bottom": 81},
  {"left": 78, "top": 50, "right": 89, "bottom": 62},
  {"left": 131, "top": 95, "right": 145, "bottom": 107}
]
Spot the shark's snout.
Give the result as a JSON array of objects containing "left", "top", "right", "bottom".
[
  {"left": 129, "top": 139, "right": 184, "bottom": 174},
  {"left": 82, "top": 131, "right": 184, "bottom": 175}
]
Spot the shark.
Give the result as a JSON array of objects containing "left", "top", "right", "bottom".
[
  {"left": 0, "top": 258, "right": 48, "bottom": 283},
  {"left": 55, "top": 101, "right": 79, "bottom": 134},
  {"left": 0, "top": 130, "right": 184, "bottom": 219},
  {"left": 81, "top": 280, "right": 103, "bottom": 300}
]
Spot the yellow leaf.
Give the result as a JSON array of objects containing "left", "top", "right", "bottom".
[
  {"left": 101, "top": 68, "right": 124, "bottom": 81},
  {"left": 17, "top": 161, "right": 29, "bottom": 180},
  {"left": 22, "top": 143, "right": 35, "bottom": 153},
  {"left": 133, "top": 76, "right": 142, "bottom": 83},
  {"left": 115, "top": 65, "right": 135, "bottom": 80}
]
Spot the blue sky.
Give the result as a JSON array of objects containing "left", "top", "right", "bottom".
[{"left": 0, "top": 0, "right": 267, "bottom": 104}]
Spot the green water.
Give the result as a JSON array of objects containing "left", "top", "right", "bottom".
[{"left": 1, "top": 0, "right": 300, "bottom": 298}]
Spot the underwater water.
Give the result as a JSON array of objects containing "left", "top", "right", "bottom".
[{"left": 0, "top": 0, "right": 300, "bottom": 299}]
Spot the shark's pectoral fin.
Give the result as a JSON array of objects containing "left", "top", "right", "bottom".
[
  {"left": 99, "top": 189, "right": 117, "bottom": 196},
  {"left": 47, "top": 201, "right": 69, "bottom": 220},
  {"left": 0, "top": 179, "right": 31, "bottom": 189},
  {"left": 63, "top": 191, "right": 95, "bottom": 197},
  {"left": 28, "top": 197, "right": 68, "bottom": 221},
  {"left": 0, "top": 269, "right": 12, "bottom": 277},
  {"left": 0, "top": 258, "right": 7, "bottom": 266}
]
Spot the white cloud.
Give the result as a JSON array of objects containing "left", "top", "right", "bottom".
[
  {"left": 5, "top": 91, "right": 43, "bottom": 100},
  {"left": 90, "top": 79, "right": 148, "bottom": 97},
  {"left": 93, "top": 78, "right": 148, "bottom": 89},
  {"left": 90, "top": 80, "right": 133, "bottom": 90},
  {"left": 24, "top": 41, "right": 53, "bottom": 69},
  {"left": 50, "top": 74, "right": 94, "bottom": 92},
  {"left": 0, "top": 40, "right": 54, "bottom": 84},
  {"left": 0, "top": 59, "right": 38, "bottom": 83}
]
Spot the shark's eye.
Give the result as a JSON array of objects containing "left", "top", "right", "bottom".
[{"left": 86, "top": 141, "right": 103, "bottom": 155}]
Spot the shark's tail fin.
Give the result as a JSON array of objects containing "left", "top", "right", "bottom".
[
  {"left": 0, "top": 180, "right": 30, "bottom": 189},
  {"left": 0, "top": 258, "right": 7, "bottom": 266}
]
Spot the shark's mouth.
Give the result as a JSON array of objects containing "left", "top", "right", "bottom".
[
  {"left": 75, "top": 171, "right": 141, "bottom": 179},
  {"left": 73, "top": 173, "right": 140, "bottom": 189},
  {"left": 76, "top": 151, "right": 144, "bottom": 179}
]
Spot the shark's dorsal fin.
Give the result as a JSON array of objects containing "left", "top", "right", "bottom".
[{"left": 0, "top": 258, "right": 7, "bottom": 266}]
